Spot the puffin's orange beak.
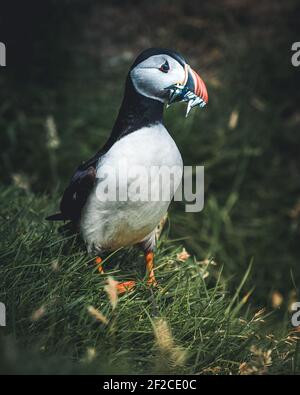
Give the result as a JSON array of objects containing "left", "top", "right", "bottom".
[
  {"left": 187, "top": 66, "right": 208, "bottom": 104},
  {"left": 166, "top": 63, "right": 208, "bottom": 116}
]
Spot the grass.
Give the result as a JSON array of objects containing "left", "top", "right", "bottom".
[{"left": 0, "top": 186, "right": 299, "bottom": 374}]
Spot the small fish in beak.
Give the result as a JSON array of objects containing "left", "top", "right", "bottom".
[{"left": 165, "top": 64, "right": 208, "bottom": 117}]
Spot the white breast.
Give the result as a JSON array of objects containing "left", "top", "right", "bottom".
[{"left": 80, "top": 123, "right": 183, "bottom": 253}]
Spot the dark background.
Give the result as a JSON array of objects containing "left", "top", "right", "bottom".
[{"left": 1, "top": 0, "right": 300, "bottom": 306}]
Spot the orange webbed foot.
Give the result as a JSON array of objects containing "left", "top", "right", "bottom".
[
  {"left": 116, "top": 280, "right": 136, "bottom": 295},
  {"left": 94, "top": 251, "right": 158, "bottom": 294}
]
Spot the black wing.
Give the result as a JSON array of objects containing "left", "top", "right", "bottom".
[
  {"left": 46, "top": 126, "right": 120, "bottom": 224},
  {"left": 46, "top": 164, "right": 97, "bottom": 224}
]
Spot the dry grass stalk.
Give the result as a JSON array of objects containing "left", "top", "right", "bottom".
[
  {"left": 46, "top": 115, "right": 60, "bottom": 149},
  {"left": 228, "top": 110, "right": 239, "bottom": 130},
  {"left": 239, "top": 346, "right": 272, "bottom": 375},
  {"left": 87, "top": 305, "right": 109, "bottom": 325},
  {"left": 153, "top": 318, "right": 187, "bottom": 368},
  {"left": 31, "top": 306, "right": 46, "bottom": 322},
  {"left": 271, "top": 291, "right": 283, "bottom": 308},
  {"left": 104, "top": 276, "right": 118, "bottom": 310},
  {"left": 176, "top": 248, "right": 190, "bottom": 262}
]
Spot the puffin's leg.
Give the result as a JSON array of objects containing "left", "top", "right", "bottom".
[
  {"left": 145, "top": 251, "right": 157, "bottom": 286},
  {"left": 115, "top": 251, "right": 157, "bottom": 294},
  {"left": 139, "top": 231, "right": 157, "bottom": 287},
  {"left": 94, "top": 232, "right": 158, "bottom": 294},
  {"left": 95, "top": 256, "right": 104, "bottom": 273}
]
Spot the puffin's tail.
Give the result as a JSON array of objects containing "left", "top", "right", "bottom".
[{"left": 46, "top": 213, "right": 67, "bottom": 221}]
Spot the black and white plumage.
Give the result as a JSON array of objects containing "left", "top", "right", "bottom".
[{"left": 47, "top": 48, "right": 208, "bottom": 290}]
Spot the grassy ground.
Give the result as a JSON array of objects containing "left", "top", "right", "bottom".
[{"left": 0, "top": 186, "right": 299, "bottom": 374}]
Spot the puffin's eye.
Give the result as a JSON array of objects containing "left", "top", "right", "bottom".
[{"left": 159, "top": 60, "right": 170, "bottom": 73}]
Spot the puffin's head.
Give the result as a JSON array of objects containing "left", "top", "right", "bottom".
[{"left": 130, "top": 48, "right": 208, "bottom": 116}]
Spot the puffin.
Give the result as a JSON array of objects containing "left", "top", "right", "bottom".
[{"left": 47, "top": 48, "right": 208, "bottom": 293}]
